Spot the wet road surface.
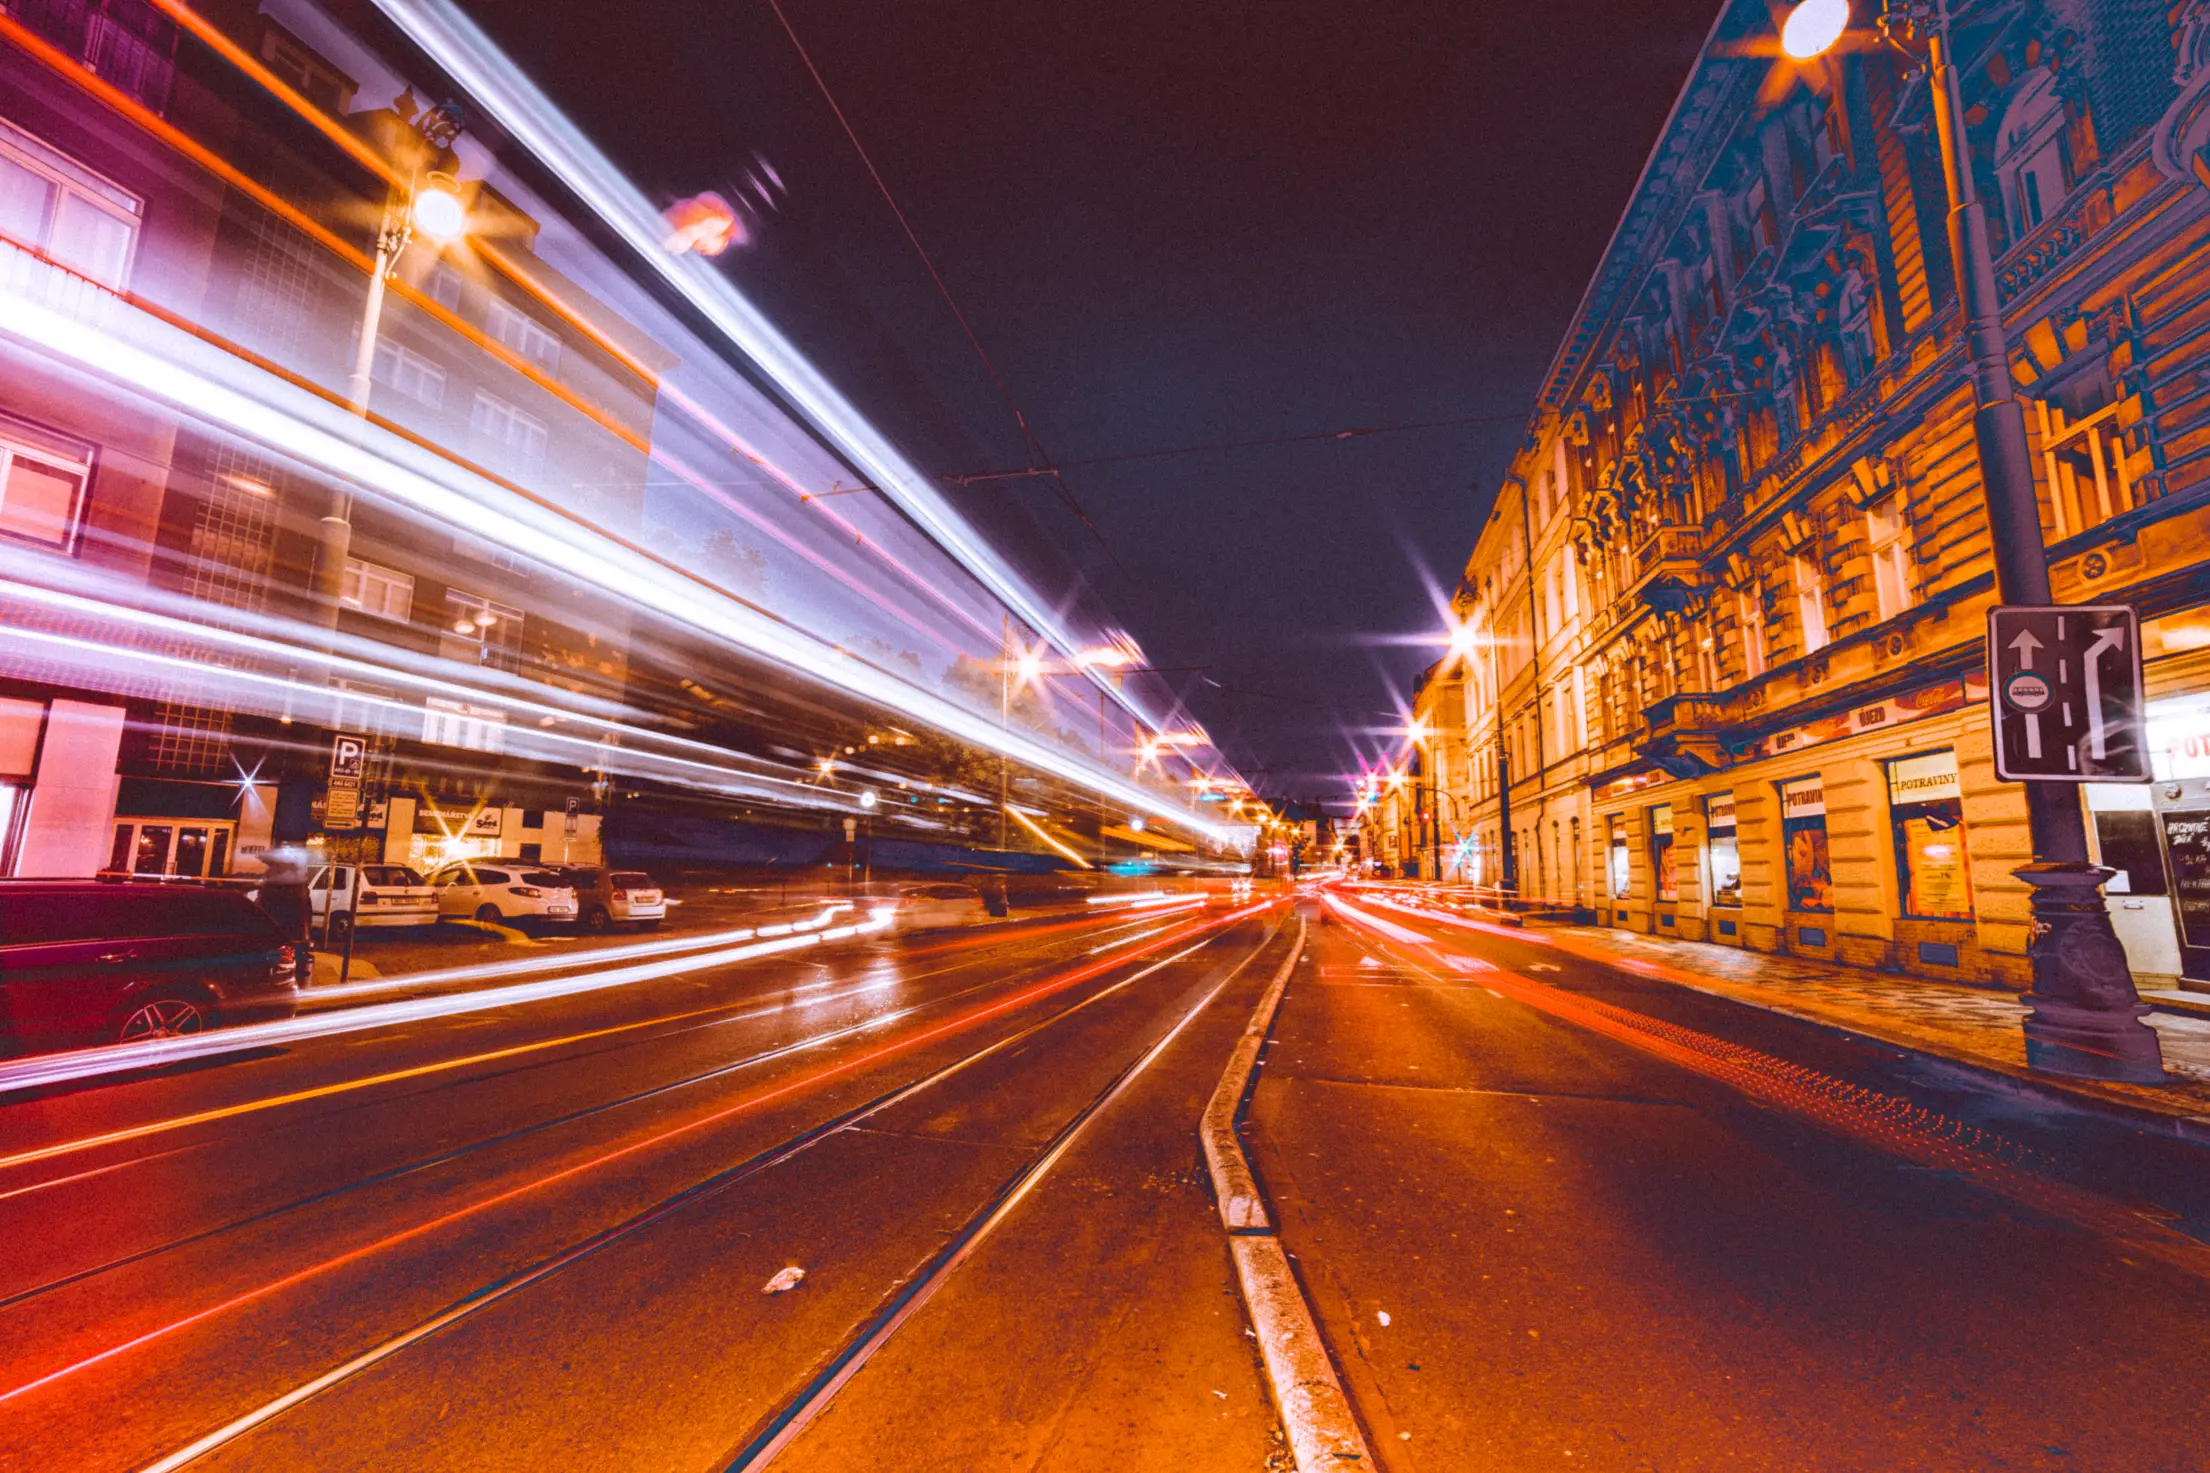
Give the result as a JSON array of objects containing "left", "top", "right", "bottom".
[
  {"left": 0, "top": 901, "right": 1291, "bottom": 1473},
  {"left": 1259, "top": 897, "right": 2210, "bottom": 1471}
]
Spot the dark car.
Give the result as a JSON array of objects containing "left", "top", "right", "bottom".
[{"left": 0, "top": 881, "right": 301, "bottom": 1056}]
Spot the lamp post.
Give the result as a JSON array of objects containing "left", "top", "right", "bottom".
[
  {"left": 311, "top": 107, "right": 467, "bottom": 632},
  {"left": 1786, "top": 0, "right": 2162, "bottom": 1081}
]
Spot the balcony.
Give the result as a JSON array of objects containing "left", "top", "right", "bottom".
[
  {"left": 1631, "top": 692, "right": 1730, "bottom": 779},
  {"left": 7, "top": 0, "right": 178, "bottom": 113},
  {"left": 1625, "top": 523, "right": 1706, "bottom": 614}
]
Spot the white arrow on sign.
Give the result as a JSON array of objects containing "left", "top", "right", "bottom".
[
  {"left": 2009, "top": 628, "right": 2043, "bottom": 669},
  {"left": 2083, "top": 624, "right": 2126, "bottom": 759}
]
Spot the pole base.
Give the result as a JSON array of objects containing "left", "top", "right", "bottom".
[
  {"left": 2015, "top": 861, "right": 2167, "bottom": 1085},
  {"left": 2022, "top": 996, "right": 2168, "bottom": 1085}
]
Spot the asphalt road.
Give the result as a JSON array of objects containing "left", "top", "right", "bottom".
[
  {"left": 0, "top": 899, "right": 1293, "bottom": 1473},
  {"left": 1263, "top": 897, "right": 2210, "bottom": 1471}
]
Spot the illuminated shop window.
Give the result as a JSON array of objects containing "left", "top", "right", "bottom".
[
  {"left": 1705, "top": 793, "right": 1741, "bottom": 907},
  {"left": 1887, "top": 750, "right": 1972, "bottom": 921},
  {"left": 1649, "top": 803, "right": 1678, "bottom": 903},
  {"left": 1608, "top": 813, "right": 1631, "bottom": 901},
  {"left": 1779, "top": 775, "right": 1831, "bottom": 913}
]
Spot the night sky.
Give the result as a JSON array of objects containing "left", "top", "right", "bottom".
[{"left": 465, "top": 0, "right": 1720, "bottom": 806}]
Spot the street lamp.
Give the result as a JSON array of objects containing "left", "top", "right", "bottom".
[
  {"left": 1779, "top": 0, "right": 1850, "bottom": 59},
  {"left": 1784, "top": 0, "right": 2162, "bottom": 1081},
  {"left": 316, "top": 107, "right": 468, "bottom": 632}
]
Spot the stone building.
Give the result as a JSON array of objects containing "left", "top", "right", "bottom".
[{"left": 1427, "top": 0, "right": 2210, "bottom": 991}]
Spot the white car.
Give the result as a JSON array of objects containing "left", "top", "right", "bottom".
[
  {"left": 426, "top": 862, "right": 578, "bottom": 926},
  {"left": 890, "top": 882, "right": 990, "bottom": 933},
  {"left": 311, "top": 863, "right": 438, "bottom": 933}
]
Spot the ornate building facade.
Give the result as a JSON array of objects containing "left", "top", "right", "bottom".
[{"left": 1430, "top": 0, "right": 2210, "bottom": 991}]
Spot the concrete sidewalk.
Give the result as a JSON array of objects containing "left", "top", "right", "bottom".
[{"left": 1535, "top": 922, "right": 2210, "bottom": 1133}]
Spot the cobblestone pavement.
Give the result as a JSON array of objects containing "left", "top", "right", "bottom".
[{"left": 1538, "top": 924, "right": 2210, "bottom": 1124}]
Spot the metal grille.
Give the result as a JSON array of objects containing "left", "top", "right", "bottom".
[
  {"left": 184, "top": 442, "right": 279, "bottom": 612},
  {"left": 145, "top": 700, "right": 230, "bottom": 775},
  {"left": 234, "top": 207, "right": 321, "bottom": 365}
]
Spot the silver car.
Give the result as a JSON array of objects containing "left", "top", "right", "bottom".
[{"left": 556, "top": 867, "right": 667, "bottom": 931}]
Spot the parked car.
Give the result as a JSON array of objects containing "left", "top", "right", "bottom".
[
  {"left": 424, "top": 862, "right": 578, "bottom": 926},
  {"left": 552, "top": 867, "right": 666, "bottom": 931},
  {"left": 266, "top": 864, "right": 439, "bottom": 936},
  {"left": 0, "top": 880, "right": 300, "bottom": 1054},
  {"left": 889, "top": 882, "right": 990, "bottom": 933}
]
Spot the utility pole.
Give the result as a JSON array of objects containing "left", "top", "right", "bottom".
[{"left": 1886, "top": 0, "right": 2161, "bottom": 1082}]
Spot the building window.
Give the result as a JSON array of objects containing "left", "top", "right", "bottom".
[
  {"left": 1706, "top": 793, "right": 1741, "bottom": 907},
  {"left": 1868, "top": 496, "right": 1913, "bottom": 621},
  {"left": 1888, "top": 750, "right": 1972, "bottom": 920},
  {"left": 1994, "top": 70, "right": 2072, "bottom": 239},
  {"left": 425, "top": 264, "right": 464, "bottom": 312},
  {"left": 258, "top": 24, "right": 355, "bottom": 111},
  {"left": 0, "top": 121, "right": 141, "bottom": 289},
  {"left": 440, "top": 589, "right": 524, "bottom": 671},
  {"left": 371, "top": 340, "right": 446, "bottom": 407},
  {"left": 420, "top": 696, "right": 507, "bottom": 753},
  {"left": 488, "top": 298, "right": 562, "bottom": 372},
  {"left": 1649, "top": 803, "right": 1678, "bottom": 903},
  {"left": 470, "top": 391, "right": 548, "bottom": 464},
  {"left": 1737, "top": 586, "right": 1767, "bottom": 678},
  {"left": 0, "top": 420, "right": 93, "bottom": 550},
  {"left": 1779, "top": 776, "right": 1831, "bottom": 912},
  {"left": 340, "top": 558, "right": 414, "bottom": 622},
  {"left": 1791, "top": 553, "right": 1829, "bottom": 655},
  {"left": 1607, "top": 813, "right": 1631, "bottom": 901}
]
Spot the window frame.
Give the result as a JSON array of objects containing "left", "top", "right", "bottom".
[
  {"left": 486, "top": 297, "right": 562, "bottom": 372},
  {"left": 469, "top": 389, "right": 549, "bottom": 465},
  {"left": 1867, "top": 495, "right": 1914, "bottom": 622},
  {"left": 0, "top": 120, "right": 142, "bottom": 290},
  {"left": 0, "top": 416, "right": 95, "bottom": 553},
  {"left": 1791, "top": 553, "right": 1829, "bottom": 655},
  {"left": 339, "top": 557, "right": 415, "bottom": 622}
]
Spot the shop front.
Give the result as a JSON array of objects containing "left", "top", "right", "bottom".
[{"left": 1704, "top": 792, "right": 1743, "bottom": 944}]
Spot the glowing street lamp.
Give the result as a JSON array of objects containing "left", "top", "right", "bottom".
[
  {"left": 409, "top": 172, "right": 469, "bottom": 244},
  {"left": 1779, "top": 0, "right": 1850, "bottom": 60}
]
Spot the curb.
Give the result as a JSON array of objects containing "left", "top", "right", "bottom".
[
  {"left": 1199, "top": 924, "right": 1302, "bottom": 1232},
  {"left": 1540, "top": 930, "right": 2210, "bottom": 1148},
  {"left": 1197, "top": 919, "right": 1377, "bottom": 1473}
]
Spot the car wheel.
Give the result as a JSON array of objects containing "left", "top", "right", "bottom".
[
  {"left": 114, "top": 992, "right": 213, "bottom": 1044},
  {"left": 475, "top": 903, "right": 504, "bottom": 925},
  {"left": 327, "top": 912, "right": 353, "bottom": 940},
  {"left": 583, "top": 905, "right": 611, "bottom": 932}
]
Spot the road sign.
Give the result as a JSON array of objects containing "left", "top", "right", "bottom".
[
  {"left": 325, "top": 733, "right": 367, "bottom": 830},
  {"left": 1987, "top": 605, "right": 2149, "bottom": 782}
]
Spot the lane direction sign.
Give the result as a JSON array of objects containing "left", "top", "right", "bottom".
[{"left": 1988, "top": 605, "right": 2149, "bottom": 782}]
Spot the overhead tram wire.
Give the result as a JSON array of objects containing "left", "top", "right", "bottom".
[
  {"left": 943, "top": 408, "right": 1535, "bottom": 485},
  {"left": 762, "top": 0, "right": 1126, "bottom": 581}
]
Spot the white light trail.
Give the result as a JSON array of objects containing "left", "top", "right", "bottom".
[
  {"left": 364, "top": 0, "right": 1184, "bottom": 742},
  {"left": 0, "top": 911, "right": 897, "bottom": 1097},
  {"left": 0, "top": 267, "right": 1238, "bottom": 844}
]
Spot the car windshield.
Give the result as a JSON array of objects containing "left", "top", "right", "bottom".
[
  {"left": 360, "top": 865, "right": 421, "bottom": 886},
  {"left": 610, "top": 872, "right": 652, "bottom": 888},
  {"left": 518, "top": 871, "right": 565, "bottom": 886}
]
